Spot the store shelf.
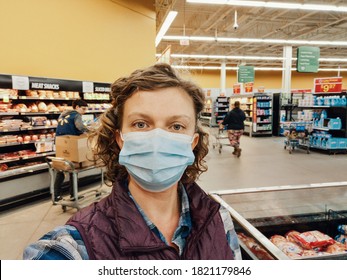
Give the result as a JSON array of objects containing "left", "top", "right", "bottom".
[
  {"left": 312, "top": 127, "right": 343, "bottom": 131},
  {"left": 18, "top": 96, "right": 78, "bottom": 101},
  {"left": 0, "top": 163, "right": 48, "bottom": 179},
  {"left": 0, "top": 73, "right": 111, "bottom": 206}
]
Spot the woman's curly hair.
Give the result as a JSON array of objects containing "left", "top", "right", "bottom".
[{"left": 89, "top": 63, "right": 209, "bottom": 186}]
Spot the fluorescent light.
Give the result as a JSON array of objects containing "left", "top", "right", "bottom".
[
  {"left": 169, "top": 53, "right": 283, "bottom": 61},
  {"left": 187, "top": 0, "right": 347, "bottom": 13},
  {"left": 155, "top": 11, "right": 178, "bottom": 47},
  {"left": 171, "top": 65, "right": 347, "bottom": 71},
  {"left": 157, "top": 53, "right": 347, "bottom": 63},
  {"left": 163, "top": 35, "right": 347, "bottom": 47}
]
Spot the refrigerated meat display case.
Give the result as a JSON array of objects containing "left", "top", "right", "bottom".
[{"left": 210, "top": 182, "right": 347, "bottom": 260}]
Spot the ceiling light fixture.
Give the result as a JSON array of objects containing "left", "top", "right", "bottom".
[
  {"left": 172, "top": 65, "right": 347, "bottom": 71},
  {"left": 186, "top": 0, "right": 347, "bottom": 13},
  {"left": 156, "top": 53, "right": 347, "bottom": 63},
  {"left": 155, "top": 11, "right": 178, "bottom": 47},
  {"left": 163, "top": 35, "right": 347, "bottom": 46}
]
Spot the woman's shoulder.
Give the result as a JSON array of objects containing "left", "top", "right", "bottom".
[{"left": 23, "top": 225, "right": 88, "bottom": 260}]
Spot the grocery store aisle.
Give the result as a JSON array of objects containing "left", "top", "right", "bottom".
[{"left": 1, "top": 130, "right": 347, "bottom": 260}]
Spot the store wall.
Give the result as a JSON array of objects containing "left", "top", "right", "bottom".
[
  {"left": 0, "top": 0, "right": 156, "bottom": 82},
  {"left": 183, "top": 70, "right": 347, "bottom": 92}
]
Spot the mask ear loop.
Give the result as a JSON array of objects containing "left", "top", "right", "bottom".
[{"left": 119, "top": 131, "right": 124, "bottom": 141}]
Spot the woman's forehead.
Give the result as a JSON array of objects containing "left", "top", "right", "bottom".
[{"left": 123, "top": 88, "right": 195, "bottom": 117}]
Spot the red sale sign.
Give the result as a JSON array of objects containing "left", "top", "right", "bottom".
[{"left": 314, "top": 77, "right": 342, "bottom": 93}]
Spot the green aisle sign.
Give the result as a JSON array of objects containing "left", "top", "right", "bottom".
[
  {"left": 238, "top": 66, "right": 255, "bottom": 83},
  {"left": 296, "top": 46, "right": 320, "bottom": 73}
]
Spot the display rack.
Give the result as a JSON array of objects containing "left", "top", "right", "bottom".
[
  {"left": 214, "top": 96, "right": 229, "bottom": 125},
  {"left": 296, "top": 91, "right": 347, "bottom": 154},
  {"left": 0, "top": 74, "right": 111, "bottom": 208},
  {"left": 252, "top": 93, "right": 273, "bottom": 136},
  {"left": 199, "top": 97, "right": 215, "bottom": 127}
]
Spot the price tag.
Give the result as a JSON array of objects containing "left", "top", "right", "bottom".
[
  {"left": 314, "top": 77, "right": 342, "bottom": 93},
  {"left": 2, "top": 95, "right": 9, "bottom": 103},
  {"left": 12, "top": 76, "right": 29, "bottom": 90},
  {"left": 82, "top": 81, "right": 94, "bottom": 93}
]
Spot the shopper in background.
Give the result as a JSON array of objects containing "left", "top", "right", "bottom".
[
  {"left": 53, "top": 99, "right": 89, "bottom": 203},
  {"left": 222, "top": 101, "right": 246, "bottom": 157},
  {"left": 24, "top": 63, "right": 241, "bottom": 260}
]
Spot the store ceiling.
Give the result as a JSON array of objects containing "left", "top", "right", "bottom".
[{"left": 155, "top": 0, "right": 347, "bottom": 70}]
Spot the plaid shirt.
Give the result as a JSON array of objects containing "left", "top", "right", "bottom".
[{"left": 23, "top": 184, "right": 241, "bottom": 260}]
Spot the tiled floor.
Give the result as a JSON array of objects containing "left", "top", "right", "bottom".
[{"left": 1, "top": 131, "right": 347, "bottom": 260}]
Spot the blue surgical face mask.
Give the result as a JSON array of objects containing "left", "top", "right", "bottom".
[{"left": 118, "top": 128, "right": 196, "bottom": 192}]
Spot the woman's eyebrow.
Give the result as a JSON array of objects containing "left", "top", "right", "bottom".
[
  {"left": 167, "top": 115, "right": 192, "bottom": 121},
  {"left": 127, "top": 112, "right": 151, "bottom": 119}
]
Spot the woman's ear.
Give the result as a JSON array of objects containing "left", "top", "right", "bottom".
[
  {"left": 115, "top": 130, "right": 123, "bottom": 149},
  {"left": 191, "top": 133, "right": 199, "bottom": 149}
]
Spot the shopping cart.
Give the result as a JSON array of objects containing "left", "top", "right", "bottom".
[
  {"left": 46, "top": 156, "right": 110, "bottom": 212},
  {"left": 212, "top": 124, "right": 230, "bottom": 154},
  {"left": 282, "top": 122, "right": 311, "bottom": 154}
]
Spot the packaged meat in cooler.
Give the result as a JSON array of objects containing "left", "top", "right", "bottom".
[
  {"left": 325, "top": 242, "right": 347, "bottom": 254},
  {"left": 26, "top": 90, "right": 38, "bottom": 97},
  {"left": 59, "top": 91, "right": 67, "bottom": 98},
  {"left": 0, "top": 102, "right": 12, "bottom": 112},
  {"left": 286, "top": 230, "right": 335, "bottom": 250},
  {"left": 37, "top": 102, "right": 47, "bottom": 112},
  {"left": 0, "top": 163, "right": 8, "bottom": 171},
  {"left": 74, "top": 92, "right": 80, "bottom": 99},
  {"left": 46, "top": 91, "right": 54, "bottom": 98},
  {"left": 6, "top": 135, "right": 18, "bottom": 143},
  {"left": 29, "top": 103, "right": 39, "bottom": 113},
  {"left": 23, "top": 135, "right": 32, "bottom": 142},
  {"left": 51, "top": 119, "right": 58, "bottom": 126},
  {"left": 31, "top": 135, "right": 38, "bottom": 141},
  {"left": 31, "top": 116, "right": 47, "bottom": 126},
  {"left": 237, "top": 233, "right": 274, "bottom": 260},
  {"left": 46, "top": 103, "right": 59, "bottom": 112},
  {"left": 14, "top": 103, "right": 28, "bottom": 112},
  {"left": 18, "top": 150, "right": 36, "bottom": 157},
  {"left": 270, "top": 234, "right": 303, "bottom": 258},
  {"left": 1, "top": 152, "right": 20, "bottom": 160},
  {"left": 337, "top": 224, "right": 347, "bottom": 235},
  {"left": 38, "top": 90, "right": 46, "bottom": 98},
  {"left": 0, "top": 136, "right": 7, "bottom": 144}
]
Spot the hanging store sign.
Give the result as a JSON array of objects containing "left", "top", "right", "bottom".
[
  {"left": 0, "top": 74, "right": 13, "bottom": 89},
  {"left": 291, "top": 89, "right": 312, "bottom": 94},
  {"left": 238, "top": 66, "right": 254, "bottom": 83},
  {"left": 296, "top": 46, "right": 320, "bottom": 73},
  {"left": 314, "top": 77, "right": 342, "bottom": 94},
  {"left": 94, "top": 83, "right": 111, "bottom": 93},
  {"left": 233, "top": 83, "right": 241, "bottom": 94},
  {"left": 244, "top": 82, "right": 254, "bottom": 93},
  {"left": 29, "top": 77, "right": 82, "bottom": 91}
]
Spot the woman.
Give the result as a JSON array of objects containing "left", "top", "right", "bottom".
[
  {"left": 222, "top": 101, "right": 246, "bottom": 157},
  {"left": 23, "top": 63, "right": 241, "bottom": 260}
]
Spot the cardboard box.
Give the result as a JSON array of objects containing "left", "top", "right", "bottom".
[{"left": 55, "top": 135, "right": 93, "bottom": 163}]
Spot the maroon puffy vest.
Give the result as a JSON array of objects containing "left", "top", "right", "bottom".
[{"left": 67, "top": 180, "right": 234, "bottom": 260}]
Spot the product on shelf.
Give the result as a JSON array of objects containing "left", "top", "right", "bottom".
[
  {"left": 268, "top": 228, "right": 347, "bottom": 259},
  {"left": 237, "top": 233, "right": 274, "bottom": 260}
]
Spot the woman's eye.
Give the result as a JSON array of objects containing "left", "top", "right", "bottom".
[
  {"left": 172, "top": 124, "right": 183, "bottom": 131},
  {"left": 134, "top": 122, "right": 147, "bottom": 129}
]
